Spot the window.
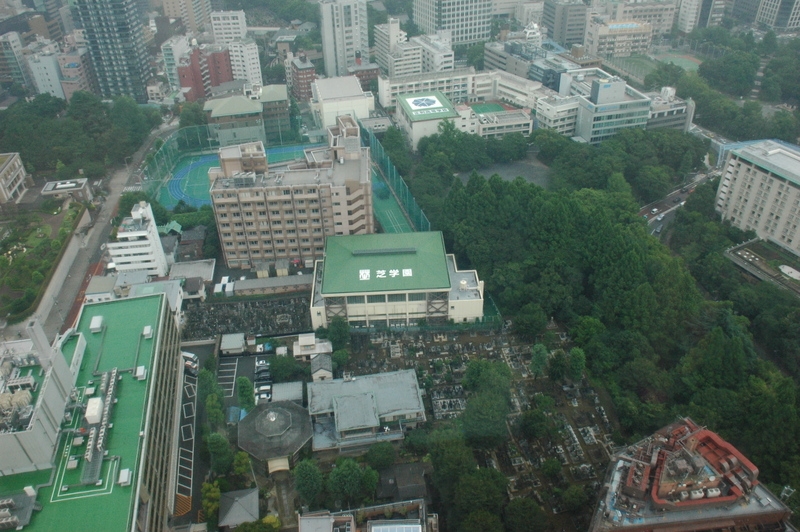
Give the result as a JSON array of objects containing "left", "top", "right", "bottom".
[
  {"left": 409, "top": 293, "right": 426, "bottom": 301},
  {"left": 367, "top": 294, "right": 385, "bottom": 303},
  {"left": 388, "top": 294, "right": 406, "bottom": 302}
]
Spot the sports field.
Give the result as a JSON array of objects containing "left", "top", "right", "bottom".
[
  {"left": 157, "top": 144, "right": 325, "bottom": 210},
  {"left": 654, "top": 53, "right": 701, "bottom": 72},
  {"left": 372, "top": 169, "right": 413, "bottom": 233},
  {"left": 470, "top": 102, "right": 506, "bottom": 114}
]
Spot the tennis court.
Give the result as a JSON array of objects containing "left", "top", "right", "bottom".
[
  {"left": 157, "top": 143, "right": 325, "bottom": 210},
  {"left": 470, "top": 102, "right": 506, "bottom": 114},
  {"left": 372, "top": 169, "right": 413, "bottom": 233},
  {"left": 654, "top": 54, "right": 701, "bottom": 72}
]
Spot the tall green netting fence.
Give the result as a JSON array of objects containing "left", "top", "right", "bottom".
[
  {"left": 359, "top": 122, "right": 431, "bottom": 233},
  {"left": 141, "top": 125, "right": 220, "bottom": 198}
]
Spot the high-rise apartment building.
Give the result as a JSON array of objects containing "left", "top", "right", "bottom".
[
  {"left": 209, "top": 115, "right": 374, "bottom": 269},
  {"left": 210, "top": 10, "right": 246, "bottom": 43},
  {"left": 374, "top": 19, "right": 454, "bottom": 77},
  {"left": 161, "top": 35, "right": 190, "bottom": 90},
  {"left": 287, "top": 52, "right": 316, "bottom": 101},
  {"left": 542, "top": 0, "right": 588, "bottom": 46},
  {"left": 72, "top": 0, "right": 150, "bottom": 102},
  {"left": 413, "top": 0, "right": 492, "bottom": 44},
  {"left": 716, "top": 139, "right": 800, "bottom": 256},
  {"left": 228, "top": 38, "right": 262, "bottom": 85},
  {"left": 177, "top": 44, "right": 233, "bottom": 101},
  {"left": 0, "top": 152, "right": 30, "bottom": 204},
  {"left": 162, "top": 0, "right": 211, "bottom": 33},
  {"left": 27, "top": 50, "right": 64, "bottom": 98},
  {"left": 755, "top": 0, "right": 800, "bottom": 28},
  {"left": 0, "top": 32, "right": 31, "bottom": 88},
  {"left": 676, "top": 0, "right": 725, "bottom": 33},
  {"left": 58, "top": 46, "right": 98, "bottom": 101},
  {"left": 320, "top": 0, "right": 369, "bottom": 77}
]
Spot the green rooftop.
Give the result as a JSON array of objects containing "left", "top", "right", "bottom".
[
  {"left": 10, "top": 295, "right": 165, "bottom": 532},
  {"left": 397, "top": 91, "right": 459, "bottom": 123},
  {"left": 320, "top": 232, "right": 451, "bottom": 294}
]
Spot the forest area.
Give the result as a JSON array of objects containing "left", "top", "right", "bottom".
[{"left": 380, "top": 122, "right": 800, "bottom": 524}]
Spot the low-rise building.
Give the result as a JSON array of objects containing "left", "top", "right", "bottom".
[
  {"left": 312, "top": 76, "right": 375, "bottom": 128},
  {"left": 601, "top": 0, "right": 676, "bottom": 36},
  {"left": 292, "top": 333, "right": 333, "bottom": 362},
  {"left": 584, "top": 18, "right": 653, "bottom": 58},
  {"left": 646, "top": 86, "right": 695, "bottom": 131},
  {"left": 107, "top": 201, "right": 170, "bottom": 276},
  {"left": 204, "top": 95, "right": 267, "bottom": 147},
  {"left": 310, "top": 231, "right": 484, "bottom": 329}
]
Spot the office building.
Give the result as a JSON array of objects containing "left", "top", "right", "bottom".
[
  {"left": 161, "top": 35, "right": 190, "bottom": 91},
  {"left": 0, "top": 32, "right": 31, "bottom": 88},
  {"left": 108, "top": 201, "right": 170, "bottom": 276},
  {"left": 312, "top": 76, "right": 374, "bottom": 127},
  {"left": 646, "top": 86, "right": 694, "bottom": 131},
  {"left": 307, "top": 369, "right": 426, "bottom": 450},
  {"left": 26, "top": 50, "right": 63, "bottom": 98},
  {"left": 413, "top": 0, "right": 492, "bottom": 44},
  {"left": 755, "top": 0, "right": 800, "bottom": 28},
  {"left": 589, "top": 418, "right": 794, "bottom": 531},
  {"left": 228, "top": 38, "right": 262, "bottom": 85},
  {"left": 209, "top": 115, "right": 374, "bottom": 269},
  {"left": 0, "top": 295, "right": 182, "bottom": 532},
  {"left": 374, "top": 19, "right": 455, "bottom": 78},
  {"left": 716, "top": 139, "right": 800, "bottom": 257},
  {"left": 601, "top": 0, "right": 677, "bottom": 36},
  {"left": 0, "top": 152, "right": 30, "bottom": 204},
  {"left": 310, "top": 231, "right": 484, "bottom": 329},
  {"left": 71, "top": 0, "right": 150, "bottom": 102},
  {"left": 58, "top": 46, "right": 97, "bottom": 101},
  {"left": 584, "top": 18, "right": 652, "bottom": 57},
  {"left": 287, "top": 52, "right": 316, "bottom": 101},
  {"left": 535, "top": 94, "right": 579, "bottom": 134},
  {"left": 162, "top": 0, "right": 211, "bottom": 33},
  {"left": 676, "top": 0, "right": 725, "bottom": 33},
  {"left": 320, "top": 0, "right": 369, "bottom": 77},
  {"left": 542, "top": 0, "right": 588, "bottom": 46},
  {"left": 210, "top": 10, "right": 247, "bottom": 43}
]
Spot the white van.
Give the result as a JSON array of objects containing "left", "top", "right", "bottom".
[{"left": 181, "top": 352, "right": 198, "bottom": 364}]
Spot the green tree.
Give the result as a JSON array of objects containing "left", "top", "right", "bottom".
[
  {"left": 270, "top": 353, "right": 305, "bottom": 382},
  {"left": 547, "top": 350, "right": 568, "bottom": 382},
  {"left": 461, "top": 510, "right": 503, "bottom": 532},
  {"left": 179, "top": 101, "right": 207, "bottom": 128},
  {"left": 569, "top": 347, "right": 586, "bottom": 381},
  {"left": 328, "top": 316, "right": 351, "bottom": 350},
  {"left": 530, "top": 344, "right": 548, "bottom": 379},
  {"left": 454, "top": 468, "right": 508, "bottom": 520},
  {"left": 293, "top": 459, "right": 324, "bottom": 505},
  {"left": 504, "top": 497, "right": 547, "bottom": 532},
  {"left": 520, "top": 408, "right": 550, "bottom": 440},
  {"left": 201, "top": 481, "right": 221, "bottom": 526},
  {"left": 206, "top": 393, "right": 225, "bottom": 430},
  {"left": 561, "top": 484, "right": 589, "bottom": 513},
  {"left": 361, "top": 466, "right": 379, "bottom": 499},
  {"left": 541, "top": 458, "right": 562, "bottom": 481},
  {"left": 429, "top": 428, "right": 476, "bottom": 504},
  {"left": 462, "top": 392, "right": 510, "bottom": 449},
  {"left": 365, "top": 442, "right": 396, "bottom": 470},
  {"left": 463, "top": 359, "right": 512, "bottom": 397},
  {"left": 404, "top": 429, "right": 428, "bottom": 455},
  {"left": 233, "top": 451, "right": 251, "bottom": 477},
  {"left": 332, "top": 349, "right": 350, "bottom": 371},
  {"left": 237, "top": 376, "right": 255, "bottom": 412},
  {"left": 328, "top": 458, "right": 363, "bottom": 504},
  {"left": 206, "top": 432, "right": 234, "bottom": 475}
]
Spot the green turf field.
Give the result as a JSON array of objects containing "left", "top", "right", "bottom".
[
  {"left": 470, "top": 103, "right": 506, "bottom": 114},
  {"left": 372, "top": 169, "right": 413, "bottom": 233},
  {"left": 654, "top": 54, "right": 701, "bottom": 71}
]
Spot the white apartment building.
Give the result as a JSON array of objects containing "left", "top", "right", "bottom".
[
  {"left": 535, "top": 95, "right": 579, "bottom": 135},
  {"left": 161, "top": 35, "right": 190, "bottom": 90},
  {"left": 209, "top": 116, "right": 374, "bottom": 269},
  {"left": 374, "top": 19, "right": 455, "bottom": 78},
  {"left": 211, "top": 10, "right": 247, "bottom": 44},
  {"left": 601, "top": 0, "right": 676, "bottom": 36},
  {"left": 27, "top": 51, "right": 64, "bottom": 99},
  {"left": 229, "top": 38, "right": 262, "bottom": 86},
  {"left": 162, "top": 0, "right": 211, "bottom": 33},
  {"left": 0, "top": 152, "right": 29, "bottom": 204},
  {"left": 716, "top": 140, "right": 800, "bottom": 256},
  {"left": 413, "top": 0, "right": 492, "bottom": 45},
  {"left": 108, "top": 202, "right": 170, "bottom": 276},
  {"left": 676, "top": 0, "right": 724, "bottom": 33},
  {"left": 320, "top": 0, "right": 369, "bottom": 77},
  {"left": 584, "top": 19, "right": 652, "bottom": 57},
  {"left": 756, "top": 0, "right": 800, "bottom": 28},
  {"left": 414, "top": 31, "right": 455, "bottom": 72}
]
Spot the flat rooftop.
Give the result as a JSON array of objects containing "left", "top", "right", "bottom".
[
  {"left": 314, "top": 76, "right": 366, "bottom": 101},
  {"left": 397, "top": 91, "right": 459, "bottom": 123},
  {"left": 732, "top": 139, "right": 800, "bottom": 184},
  {"left": 320, "top": 232, "right": 451, "bottom": 294},
  {"left": 5, "top": 295, "right": 165, "bottom": 532}
]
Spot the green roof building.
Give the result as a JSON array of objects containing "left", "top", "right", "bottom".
[
  {"left": 0, "top": 295, "right": 182, "bottom": 532},
  {"left": 395, "top": 91, "right": 460, "bottom": 151},
  {"left": 310, "top": 231, "right": 484, "bottom": 329}
]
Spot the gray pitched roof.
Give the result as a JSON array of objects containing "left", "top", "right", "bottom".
[
  {"left": 218, "top": 488, "right": 259, "bottom": 527},
  {"left": 311, "top": 353, "right": 332, "bottom": 374}
]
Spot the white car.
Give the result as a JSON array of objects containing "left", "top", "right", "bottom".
[{"left": 656, "top": 213, "right": 665, "bottom": 221}]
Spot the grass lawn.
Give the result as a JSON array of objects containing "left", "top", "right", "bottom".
[{"left": 25, "top": 224, "right": 52, "bottom": 246}]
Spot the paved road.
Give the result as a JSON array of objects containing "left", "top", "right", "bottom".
[{"left": 2, "top": 122, "right": 178, "bottom": 342}]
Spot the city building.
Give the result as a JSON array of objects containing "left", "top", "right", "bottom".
[
  {"left": 210, "top": 10, "right": 247, "bottom": 44},
  {"left": 287, "top": 52, "right": 316, "bottom": 101},
  {"left": 161, "top": 35, "right": 191, "bottom": 91},
  {"left": 715, "top": 139, "right": 800, "bottom": 257},
  {"left": 0, "top": 294, "right": 182, "bottom": 532},
  {"left": 646, "top": 86, "right": 695, "bottom": 131},
  {"left": 26, "top": 50, "right": 63, "bottom": 98},
  {"left": 204, "top": 95, "right": 266, "bottom": 147},
  {"left": 162, "top": 0, "right": 211, "bottom": 33},
  {"left": 177, "top": 44, "right": 233, "bottom": 101},
  {"left": 0, "top": 32, "right": 31, "bottom": 88},
  {"left": 108, "top": 201, "right": 170, "bottom": 276},
  {"left": 293, "top": 332, "right": 333, "bottom": 362},
  {"left": 238, "top": 400, "right": 312, "bottom": 472},
  {"left": 209, "top": 115, "right": 374, "bottom": 269},
  {"left": 542, "top": 0, "right": 588, "bottom": 46},
  {"left": 600, "top": 0, "right": 677, "bottom": 36},
  {"left": 584, "top": 18, "right": 652, "bottom": 57},
  {"left": 41, "top": 178, "right": 93, "bottom": 202},
  {"left": 246, "top": 83, "right": 291, "bottom": 142},
  {"left": 320, "top": 0, "right": 369, "bottom": 77},
  {"left": 534, "top": 94, "right": 579, "bottom": 134},
  {"left": 755, "top": 0, "right": 800, "bottom": 28},
  {"left": 311, "top": 76, "right": 374, "bottom": 128},
  {"left": 58, "top": 46, "right": 97, "bottom": 101},
  {"left": 589, "top": 417, "right": 795, "bottom": 531},
  {"left": 71, "top": 0, "right": 150, "bottom": 102},
  {"left": 0, "top": 152, "right": 29, "bottom": 204},
  {"left": 733, "top": 0, "right": 762, "bottom": 23},
  {"left": 309, "top": 231, "right": 484, "bottom": 329},
  {"left": 311, "top": 353, "right": 333, "bottom": 381},
  {"left": 536, "top": 68, "right": 650, "bottom": 143},
  {"left": 414, "top": 31, "right": 455, "bottom": 73},
  {"left": 228, "top": 38, "right": 262, "bottom": 86},
  {"left": 347, "top": 60, "right": 381, "bottom": 90},
  {"left": 413, "top": 0, "right": 492, "bottom": 44},
  {"left": 676, "top": 0, "right": 725, "bottom": 33},
  {"left": 307, "top": 369, "right": 425, "bottom": 450},
  {"left": 516, "top": 1, "right": 546, "bottom": 25}
]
